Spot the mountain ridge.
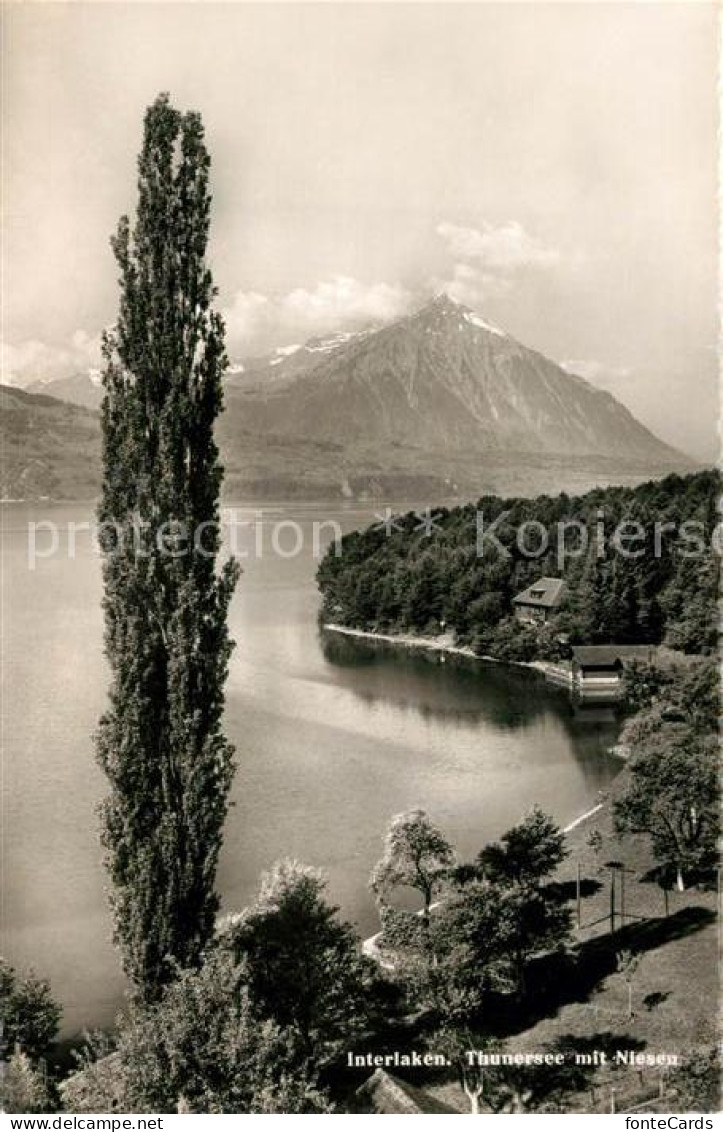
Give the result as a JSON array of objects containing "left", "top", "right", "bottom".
[
  {"left": 5, "top": 295, "right": 694, "bottom": 501},
  {"left": 224, "top": 293, "right": 686, "bottom": 464}
]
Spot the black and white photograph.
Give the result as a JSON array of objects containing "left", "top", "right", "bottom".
[{"left": 1, "top": 0, "right": 720, "bottom": 1118}]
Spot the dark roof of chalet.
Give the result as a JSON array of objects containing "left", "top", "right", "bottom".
[
  {"left": 512, "top": 576, "right": 566, "bottom": 609},
  {"left": 571, "top": 645, "right": 655, "bottom": 668},
  {"left": 355, "top": 1068, "right": 458, "bottom": 1115}
]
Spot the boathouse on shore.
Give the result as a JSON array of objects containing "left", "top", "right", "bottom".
[{"left": 570, "top": 644, "right": 655, "bottom": 697}]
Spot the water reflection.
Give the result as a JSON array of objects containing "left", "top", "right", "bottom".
[
  {"left": 570, "top": 701, "right": 621, "bottom": 724},
  {"left": 320, "top": 630, "right": 621, "bottom": 741}
]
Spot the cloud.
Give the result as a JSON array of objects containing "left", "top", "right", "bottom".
[
  {"left": 221, "top": 291, "right": 273, "bottom": 349},
  {"left": 3, "top": 278, "right": 412, "bottom": 382},
  {"left": 223, "top": 276, "right": 413, "bottom": 354},
  {"left": 238, "top": 224, "right": 566, "bottom": 340},
  {"left": 5, "top": 227, "right": 564, "bottom": 379},
  {"left": 437, "top": 220, "right": 560, "bottom": 272},
  {"left": 430, "top": 262, "right": 512, "bottom": 308},
  {"left": 1, "top": 330, "right": 103, "bottom": 387},
  {"left": 283, "top": 276, "right": 412, "bottom": 325},
  {"left": 434, "top": 219, "right": 561, "bottom": 308}
]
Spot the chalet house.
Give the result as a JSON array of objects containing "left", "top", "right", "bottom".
[
  {"left": 571, "top": 645, "right": 655, "bottom": 697},
  {"left": 512, "top": 577, "right": 566, "bottom": 624}
]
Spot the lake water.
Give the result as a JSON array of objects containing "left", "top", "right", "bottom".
[{"left": 2, "top": 503, "right": 621, "bottom": 1036}]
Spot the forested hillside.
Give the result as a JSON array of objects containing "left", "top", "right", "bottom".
[
  {"left": 317, "top": 471, "right": 720, "bottom": 660},
  {"left": 0, "top": 384, "right": 102, "bottom": 500}
]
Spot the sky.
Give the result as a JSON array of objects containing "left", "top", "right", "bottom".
[{"left": 3, "top": 1, "right": 719, "bottom": 460}]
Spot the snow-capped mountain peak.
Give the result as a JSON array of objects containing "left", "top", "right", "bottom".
[
  {"left": 222, "top": 293, "right": 683, "bottom": 466},
  {"left": 462, "top": 311, "right": 506, "bottom": 337}
]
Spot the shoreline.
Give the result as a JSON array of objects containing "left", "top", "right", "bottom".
[
  {"left": 323, "top": 621, "right": 567, "bottom": 682},
  {"left": 324, "top": 623, "right": 478, "bottom": 658}
]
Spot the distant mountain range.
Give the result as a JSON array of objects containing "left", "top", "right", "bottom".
[
  {"left": 4, "top": 295, "right": 694, "bottom": 502},
  {"left": 225, "top": 294, "right": 684, "bottom": 461},
  {"left": 27, "top": 369, "right": 104, "bottom": 412}
]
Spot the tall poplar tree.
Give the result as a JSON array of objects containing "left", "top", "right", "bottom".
[{"left": 96, "top": 93, "right": 240, "bottom": 999}]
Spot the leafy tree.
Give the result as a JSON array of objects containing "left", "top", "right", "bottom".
[
  {"left": 471, "top": 811, "right": 572, "bottom": 998},
  {"left": 468, "top": 591, "right": 507, "bottom": 627},
  {"left": 614, "top": 734, "right": 719, "bottom": 891},
  {"left": 64, "top": 952, "right": 331, "bottom": 1114},
  {"left": 622, "top": 660, "right": 719, "bottom": 746},
  {"left": 423, "top": 880, "right": 512, "bottom": 1016},
  {"left": 494, "top": 885, "right": 572, "bottom": 998},
  {"left": 371, "top": 809, "right": 454, "bottom": 925},
  {"left": 668, "top": 1047, "right": 720, "bottom": 1113},
  {"left": 375, "top": 879, "right": 505, "bottom": 1021},
  {"left": 481, "top": 618, "right": 539, "bottom": 663},
  {"left": 402, "top": 551, "right": 443, "bottom": 629},
  {"left": 217, "top": 860, "right": 374, "bottom": 1057},
  {"left": 478, "top": 807, "right": 567, "bottom": 889},
  {"left": 0, "top": 959, "right": 60, "bottom": 1062},
  {"left": 484, "top": 1068, "right": 535, "bottom": 1113},
  {"left": 392, "top": 866, "right": 571, "bottom": 1016},
  {"left": 621, "top": 660, "right": 673, "bottom": 713},
  {"left": 481, "top": 1046, "right": 594, "bottom": 1114},
  {"left": 0, "top": 1051, "right": 55, "bottom": 1114},
  {"left": 96, "top": 93, "right": 240, "bottom": 997},
  {"left": 662, "top": 557, "right": 720, "bottom": 655}
]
